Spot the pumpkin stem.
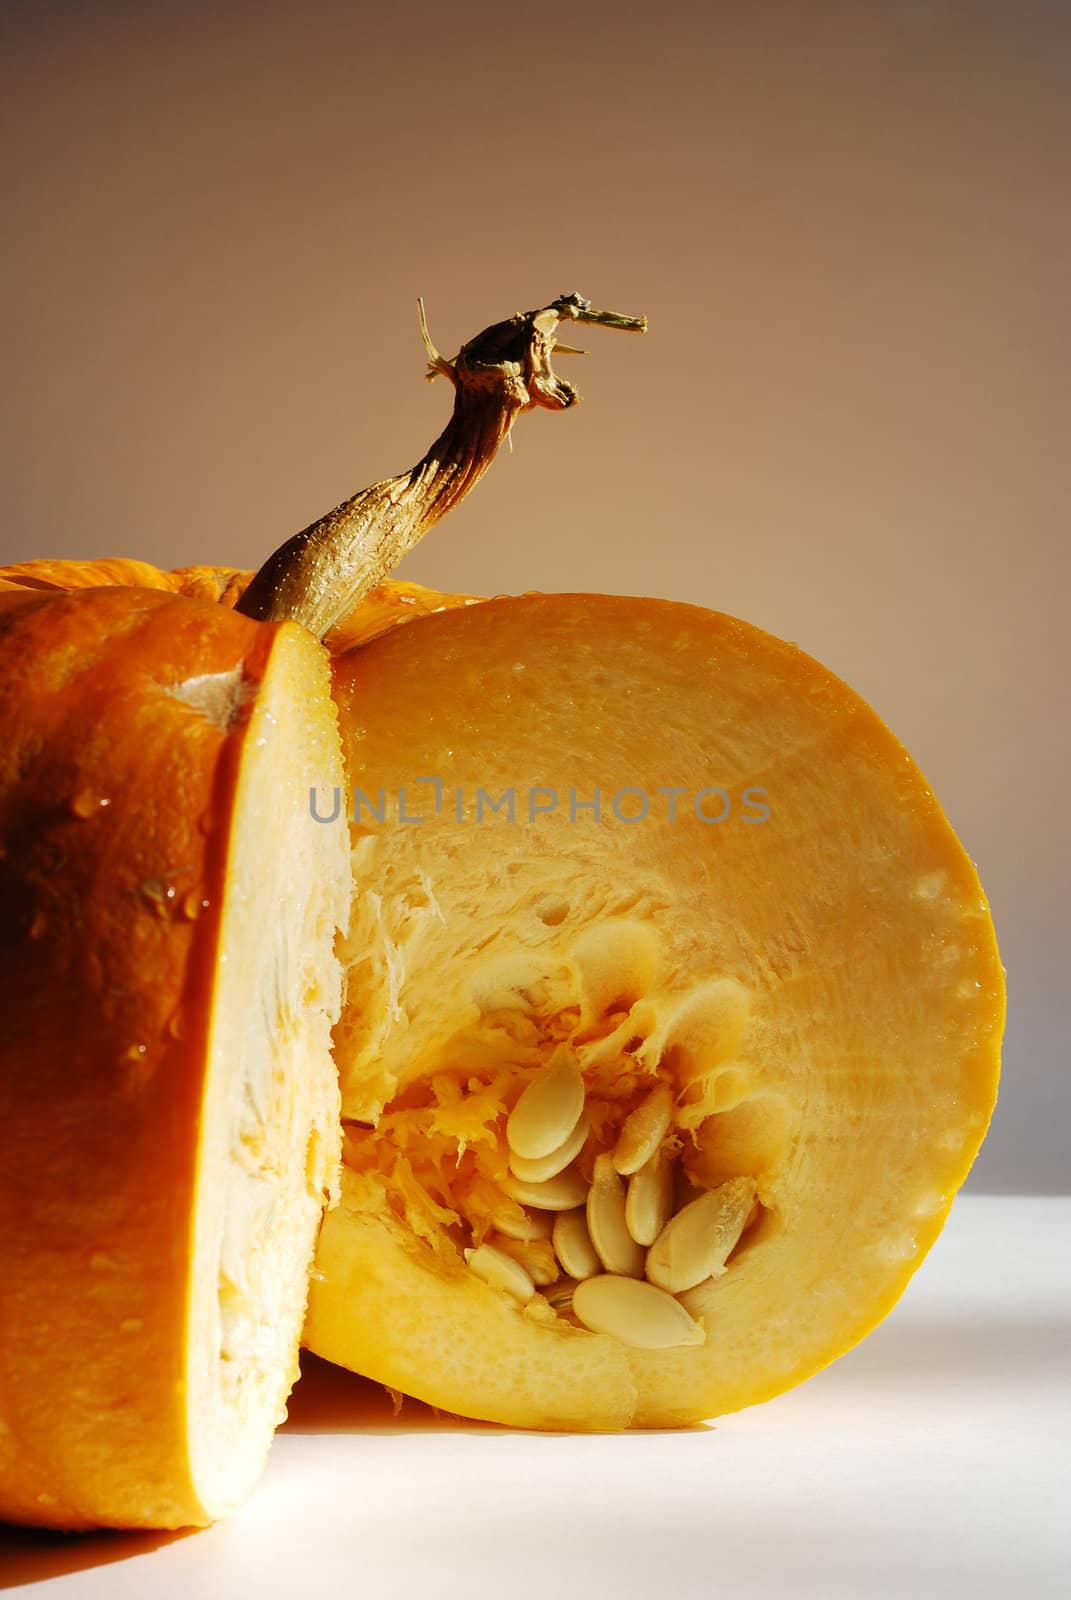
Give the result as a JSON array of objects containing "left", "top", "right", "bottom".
[{"left": 235, "top": 292, "right": 647, "bottom": 640}]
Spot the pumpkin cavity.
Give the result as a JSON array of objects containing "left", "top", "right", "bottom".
[{"left": 338, "top": 919, "right": 779, "bottom": 1350}]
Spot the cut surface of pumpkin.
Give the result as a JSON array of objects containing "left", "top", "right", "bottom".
[
  {"left": 304, "top": 592, "right": 1004, "bottom": 1430},
  {"left": 0, "top": 588, "right": 349, "bottom": 1527}
]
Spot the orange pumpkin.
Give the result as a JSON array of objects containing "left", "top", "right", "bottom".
[{"left": 0, "top": 292, "right": 1003, "bottom": 1524}]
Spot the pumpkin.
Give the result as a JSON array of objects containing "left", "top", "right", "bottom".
[
  {"left": 0, "top": 293, "right": 636, "bottom": 1528},
  {"left": 0, "top": 290, "right": 1003, "bottom": 1522}
]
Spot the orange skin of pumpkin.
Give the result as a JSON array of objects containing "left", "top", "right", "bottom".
[
  {"left": 0, "top": 586, "right": 266, "bottom": 1525},
  {"left": 0, "top": 558, "right": 472, "bottom": 653}
]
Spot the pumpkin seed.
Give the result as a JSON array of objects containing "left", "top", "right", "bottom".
[
  {"left": 646, "top": 1175, "right": 757, "bottom": 1294},
  {"left": 552, "top": 1206, "right": 601, "bottom": 1280},
  {"left": 506, "top": 1056, "right": 586, "bottom": 1160},
  {"left": 510, "top": 1112, "right": 590, "bottom": 1185},
  {"left": 503, "top": 1164, "right": 589, "bottom": 1211},
  {"left": 464, "top": 1243, "right": 536, "bottom": 1303},
  {"left": 572, "top": 1274, "right": 705, "bottom": 1349},
  {"left": 491, "top": 1205, "right": 553, "bottom": 1241},
  {"left": 612, "top": 1081, "right": 674, "bottom": 1175},
  {"left": 490, "top": 1234, "right": 560, "bottom": 1287},
  {"left": 625, "top": 1146, "right": 674, "bottom": 1246},
  {"left": 586, "top": 1152, "right": 645, "bottom": 1277}
]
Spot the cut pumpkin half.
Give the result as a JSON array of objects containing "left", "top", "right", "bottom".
[
  {"left": 305, "top": 592, "right": 1004, "bottom": 1430},
  {"left": 0, "top": 587, "right": 349, "bottom": 1528}
]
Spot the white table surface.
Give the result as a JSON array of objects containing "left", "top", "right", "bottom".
[{"left": 2, "top": 1194, "right": 1068, "bottom": 1599}]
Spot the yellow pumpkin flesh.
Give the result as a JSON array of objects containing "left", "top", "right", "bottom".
[{"left": 304, "top": 592, "right": 1003, "bottom": 1429}]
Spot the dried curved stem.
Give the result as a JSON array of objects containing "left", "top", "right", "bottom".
[{"left": 235, "top": 293, "right": 647, "bottom": 639}]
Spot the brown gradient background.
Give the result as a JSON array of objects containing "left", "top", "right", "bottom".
[{"left": 1, "top": 1, "right": 1067, "bottom": 1190}]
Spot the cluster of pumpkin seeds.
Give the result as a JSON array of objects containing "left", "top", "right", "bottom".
[{"left": 463, "top": 1057, "right": 756, "bottom": 1348}]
